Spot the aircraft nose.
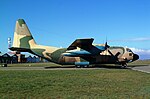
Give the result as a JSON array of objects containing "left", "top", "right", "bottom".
[{"left": 132, "top": 54, "right": 139, "bottom": 61}]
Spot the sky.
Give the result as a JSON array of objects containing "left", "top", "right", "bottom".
[{"left": 0, "top": 0, "right": 150, "bottom": 59}]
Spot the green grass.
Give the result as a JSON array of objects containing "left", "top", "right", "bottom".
[
  {"left": 0, "top": 60, "right": 150, "bottom": 98},
  {"left": 7, "top": 62, "right": 61, "bottom": 67},
  {"left": 0, "top": 69, "right": 150, "bottom": 98}
]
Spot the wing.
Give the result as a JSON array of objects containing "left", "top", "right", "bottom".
[
  {"left": 67, "top": 38, "right": 105, "bottom": 55},
  {"left": 67, "top": 38, "right": 93, "bottom": 50}
]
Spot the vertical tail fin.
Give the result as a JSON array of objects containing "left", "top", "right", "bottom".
[{"left": 10, "top": 19, "right": 37, "bottom": 51}]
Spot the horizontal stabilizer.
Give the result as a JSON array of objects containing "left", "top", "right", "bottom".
[{"left": 9, "top": 47, "right": 32, "bottom": 52}]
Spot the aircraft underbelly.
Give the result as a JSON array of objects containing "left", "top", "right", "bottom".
[
  {"left": 58, "top": 55, "right": 116, "bottom": 65},
  {"left": 95, "top": 55, "right": 116, "bottom": 64},
  {"left": 58, "top": 56, "right": 80, "bottom": 65}
]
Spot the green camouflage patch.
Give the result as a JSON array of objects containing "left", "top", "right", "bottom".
[
  {"left": 51, "top": 48, "right": 67, "bottom": 62},
  {"left": 31, "top": 49, "right": 45, "bottom": 57},
  {"left": 20, "top": 36, "right": 33, "bottom": 48},
  {"left": 18, "top": 19, "right": 25, "bottom": 27}
]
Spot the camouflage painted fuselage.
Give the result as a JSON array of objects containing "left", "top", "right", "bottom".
[{"left": 10, "top": 19, "right": 139, "bottom": 66}]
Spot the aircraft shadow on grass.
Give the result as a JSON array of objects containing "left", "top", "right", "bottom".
[{"left": 44, "top": 64, "right": 149, "bottom": 69}]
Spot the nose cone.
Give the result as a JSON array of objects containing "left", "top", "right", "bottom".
[{"left": 132, "top": 54, "right": 139, "bottom": 61}]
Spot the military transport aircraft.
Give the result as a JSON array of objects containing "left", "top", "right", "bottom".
[{"left": 9, "top": 19, "right": 139, "bottom": 67}]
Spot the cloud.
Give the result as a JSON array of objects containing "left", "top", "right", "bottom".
[
  {"left": 130, "top": 48, "right": 150, "bottom": 55},
  {"left": 130, "top": 47, "right": 150, "bottom": 60},
  {"left": 132, "top": 37, "right": 150, "bottom": 41},
  {"left": 109, "top": 37, "right": 150, "bottom": 42}
]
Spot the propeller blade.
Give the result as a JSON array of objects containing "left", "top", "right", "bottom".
[
  {"left": 105, "top": 42, "right": 110, "bottom": 49},
  {"left": 107, "top": 49, "right": 119, "bottom": 61}
]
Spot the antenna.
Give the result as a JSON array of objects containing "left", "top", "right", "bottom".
[
  {"left": 106, "top": 36, "right": 108, "bottom": 44},
  {"left": 8, "top": 37, "right": 11, "bottom": 48},
  {"left": 7, "top": 37, "right": 12, "bottom": 52}
]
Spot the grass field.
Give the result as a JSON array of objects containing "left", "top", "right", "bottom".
[
  {"left": 7, "top": 62, "right": 61, "bottom": 67},
  {"left": 0, "top": 60, "right": 150, "bottom": 98},
  {"left": 0, "top": 69, "right": 150, "bottom": 99}
]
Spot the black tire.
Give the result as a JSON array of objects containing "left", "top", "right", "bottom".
[
  {"left": 121, "top": 63, "right": 127, "bottom": 68},
  {"left": 3, "top": 64, "right": 7, "bottom": 67},
  {"left": 83, "top": 65, "right": 89, "bottom": 68},
  {"left": 75, "top": 65, "right": 81, "bottom": 68}
]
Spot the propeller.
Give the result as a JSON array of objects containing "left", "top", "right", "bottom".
[
  {"left": 105, "top": 41, "right": 110, "bottom": 50},
  {"left": 104, "top": 37, "right": 110, "bottom": 49}
]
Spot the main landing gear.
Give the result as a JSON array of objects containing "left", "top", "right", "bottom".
[
  {"left": 75, "top": 65, "right": 89, "bottom": 68},
  {"left": 121, "top": 63, "right": 127, "bottom": 68}
]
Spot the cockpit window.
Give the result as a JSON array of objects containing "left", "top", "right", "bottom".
[{"left": 126, "top": 48, "right": 133, "bottom": 52}]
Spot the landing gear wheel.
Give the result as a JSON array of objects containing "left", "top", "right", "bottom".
[
  {"left": 121, "top": 63, "right": 127, "bottom": 68},
  {"left": 83, "top": 65, "right": 89, "bottom": 68},
  {"left": 76, "top": 65, "right": 81, "bottom": 68}
]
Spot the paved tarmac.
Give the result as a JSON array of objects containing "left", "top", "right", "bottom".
[
  {"left": 0, "top": 67, "right": 45, "bottom": 70},
  {"left": 131, "top": 65, "right": 150, "bottom": 73},
  {"left": 0, "top": 65, "right": 150, "bottom": 73}
]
